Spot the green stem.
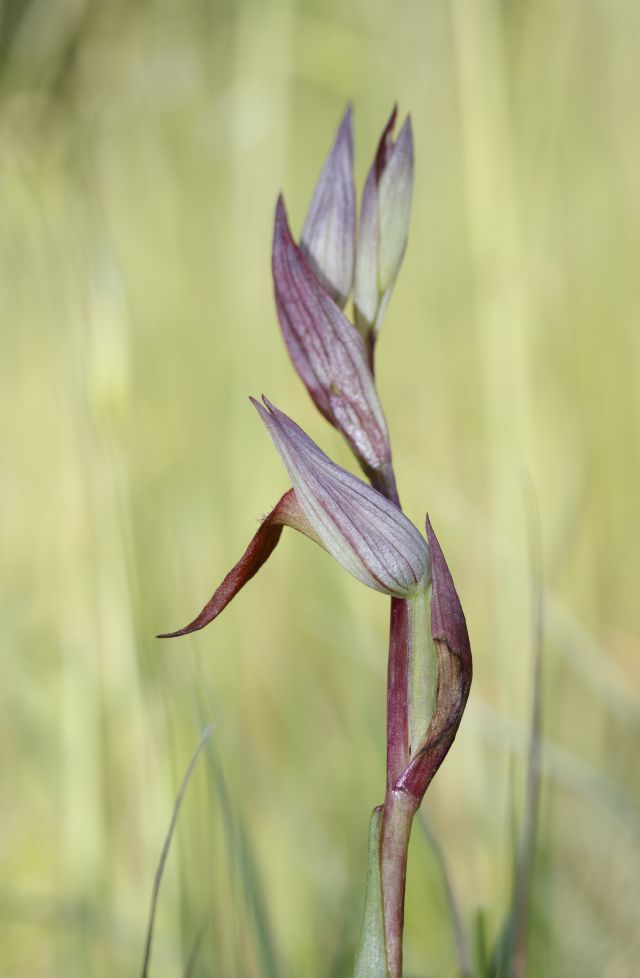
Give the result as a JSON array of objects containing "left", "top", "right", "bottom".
[
  {"left": 378, "top": 586, "right": 436, "bottom": 977},
  {"left": 407, "top": 586, "right": 436, "bottom": 757}
]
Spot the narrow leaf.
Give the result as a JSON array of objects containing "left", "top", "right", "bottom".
[
  {"left": 354, "top": 807, "right": 389, "bottom": 978},
  {"left": 141, "top": 725, "right": 214, "bottom": 978}
]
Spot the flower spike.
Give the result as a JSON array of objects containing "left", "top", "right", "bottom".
[
  {"left": 253, "top": 397, "right": 429, "bottom": 598},
  {"left": 158, "top": 103, "right": 473, "bottom": 978},
  {"left": 273, "top": 196, "right": 395, "bottom": 492},
  {"left": 300, "top": 105, "right": 355, "bottom": 308},
  {"left": 354, "top": 108, "right": 414, "bottom": 345}
]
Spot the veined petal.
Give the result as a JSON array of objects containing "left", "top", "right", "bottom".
[
  {"left": 354, "top": 107, "right": 414, "bottom": 340},
  {"left": 378, "top": 115, "right": 413, "bottom": 294},
  {"left": 353, "top": 164, "right": 378, "bottom": 340},
  {"left": 157, "top": 489, "right": 319, "bottom": 638},
  {"left": 301, "top": 105, "right": 355, "bottom": 308},
  {"left": 273, "top": 196, "right": 392, "bottom": 475},
  {"left": 253, "top": 397, "right": 429, "bottom": 598},
  {"left": 354, "top": 107, "right": 397, "bottom": 339}
]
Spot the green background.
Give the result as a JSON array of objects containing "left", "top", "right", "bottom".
[{"left": 1, "top": 0, "right": 639, "bottom": 975}]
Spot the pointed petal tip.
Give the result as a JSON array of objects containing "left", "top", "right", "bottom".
[
  {"left": 156, "top": 616, "right": 212, "bottom": 639},
  {"left": 273, "top": 195, "right": 297, "bottom": 258},
  {"left": 375, "top": 105, "right": 400, "bottom": 176},
  {"left": 250, "top": 394, "right": 271, "bottom": 423},
  {"left": 274, "top": 193, "right": 288, "bottom": 224},
  {"left": 335, "top": 105, "right": 354, "bottom": 157},
  {"left": 259, "top": 396, "right": 287, "bottom": 427},
  {"left": 399, "top": 113, "right": 413, "bottom": 140},
  {"left": 253, "top": 395, "right": 291, "bottom": 436},
  {"left": 396, "top": 115, "right": 414, "bottom": 158},
  {"left": 338, "top": 102, "right": 353, "bottom": 132}
]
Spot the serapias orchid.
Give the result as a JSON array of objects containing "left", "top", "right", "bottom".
[
  {"left": 158, "top": 399, "right": 429, "bottom": 639},
  {"left": 159, "top": 103, "right": 470, "bottom": 978}
]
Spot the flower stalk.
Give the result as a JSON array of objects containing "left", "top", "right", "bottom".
[
  {"left": 374, "top": 519, "right": 470, "bottom": 977},
  {"left": 380, "top": 790, "right": 417, "bottom": 978}
]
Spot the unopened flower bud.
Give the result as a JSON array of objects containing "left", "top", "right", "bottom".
[
  {"left": 354, "top": 108, "right": 414, "bottom": 340},
  {"left": 300, "top": 106, "right": 355, "bottom": 308},
  {"left": 273, "top": 196, "right": 394, "bottom": 484},
  {"left": 253, "top": 397, "right": 429, "bottom": 598}
]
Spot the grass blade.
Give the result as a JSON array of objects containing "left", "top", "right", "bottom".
[
  {"left": 140, "top": 723, "right": 215, "bottom": 978},
  {"left": 203, "top": 741, "right": 281, "bottom": 978},
  {"left": 508, "top": 478, "right": 544, "bottom": 978},
  {"left": 418, "top": 813, "right": 473, "bottom": 978}
]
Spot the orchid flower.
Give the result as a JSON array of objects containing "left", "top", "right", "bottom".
[{"left": 158, "top": 400, "right": 429, "bottom": 639}]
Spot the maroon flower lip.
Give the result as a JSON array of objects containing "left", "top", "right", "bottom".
[{"left": 156, "top": 488, "right": 310, "bottom": 638}]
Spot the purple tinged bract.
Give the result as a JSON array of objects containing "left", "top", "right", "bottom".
[
  {"left": 396, "top": 516, "right": 472, "bottom": 802},
  {"left": 273, "top": 196, "right": 393, "bottom": 480},
  {"left": 253, "top": 397, "right": 430, "bottom": 598},
  {"left": 300, "top": 106, "right": 355, "bottom": 308}
]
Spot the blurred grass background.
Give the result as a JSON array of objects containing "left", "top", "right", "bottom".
[{"left": 1, "top": 0, "right": 639, "bottom": 975}]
